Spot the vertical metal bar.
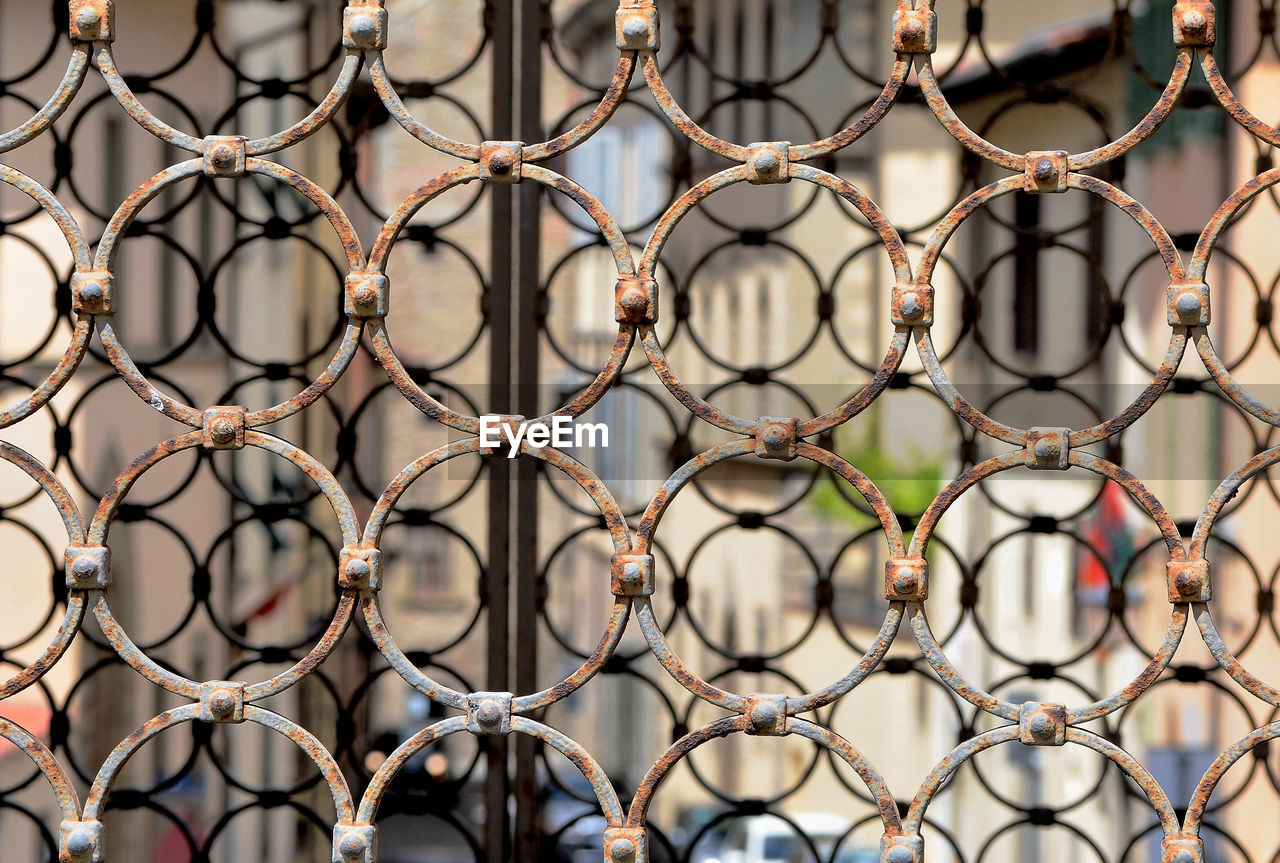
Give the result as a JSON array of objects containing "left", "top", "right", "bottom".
[
  {"left": 514, "top": 1, "right": 544, "bottom": 861},
  {"left": 486, "top": 1, "right": 514, "bottom": 860}
]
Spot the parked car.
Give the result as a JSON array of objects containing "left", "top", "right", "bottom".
[{"left": 716, "top": 813, "right": 876, "bottom": 863}]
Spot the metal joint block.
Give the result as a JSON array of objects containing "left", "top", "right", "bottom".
[
  {"left": 199, "top": 680, "right": 246, "bottom": 723},
  {"left": 479, "top": 141, "right": 523, "bottom": 183},
  {"left": 604, "top": 827, "right": 649, "bottom": 863},
  {"left": 1173, "top": 0, "right": 1216, "bottom": 47},
  {"left": 345, "top": 272, "right": 390, "bottom": 318},
  {"left": 69, "top": 0, "right": 114, "bottom": 42},
  {"left": 72, "top": 271, "right": 115, "bottom": 316},
  {"left": 1167, "top": 279, "right": 1211, "bottom": 326},
  {"left": 615, "top": 277, "right": 658, "bottom": 325},
  {"left": 340, "top": 546, "right": 383, "bottom": 591},
  {"left": 891, "top": 283, "right": 934, "bottom": 327},
  {"left": 611, "top": 553, "right": 654, "bottom": 597},
  {"left": 1018, "top": 701, "right": 1067, "bottom": 746},
  {"left": 1161, "top": 835, "right": 1206, "bottom": 863},
  {"left": 479, "top": 415, "right": 525, "bottom": 457},
  {"left": 746, "top": 141, "right": 790, "bottom": 185},
  {"left": 1025, "top": 150, "right": 1069, "bottom": 193},
  {"left": 332, "top": 823, "right": 378, "bottom": 863},
  {"left": 744, "top": 693, "right": 789, "bottom": 736},
  {"left": 64, "top": 545, "right": 110, "bottom": 589},
  {"left": 202, "top": 135, "right": 248, "bottom": 178},
  {"left": 343, "top": 3, "right": 388, "bottom": 51},
  {"left": 616, "top": 4, "right": 660, "bottom": 52},
  {"left": 891, "top": 9, "right": 936, "bottom": 54},
  {"left": 1025, "top": 427, "right": 1070, "bottom": 471},
  {"left": 880, "top": 833, "right": 923, "bottom": 863},
  {"left": 755, "top": 416, "right": 798, "bottom": 461},
  {"left": 60, "top": 819, "right": 105, "bottom": 863},
  {"left": 202, "top": 405, "right": 248, "bottom": 450},
  {"left": 466, "top": 691, "right": 513, "bottom": 735},
  {"left": 884, "top": 556, "right": 928, "bottom": 601},
  {"left": 1167, "top": 557, "right": 1211, "bottom": 602}
]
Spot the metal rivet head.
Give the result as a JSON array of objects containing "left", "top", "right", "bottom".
[
  {"left": 208, "top": 689, "right": 236, "bottom": 718},
  {"left": 610, "top": 838, "right": 637, "bottom": 863},
  {"left": 75, "top": 6, "right": 100, "bottom": 30},
  {"left": 339, "top": 831, "right": 367, "bottom": 858},
  {"left": 1032, "top": 437, "right": 1061, "bottom": 461},
  {"left": 899, "top": 291, "right": 921, "bottom": 319},
  {"left": 892, "top": 566, "right": 918, "bottom": 594},
  {"left": 79, "top": 281, "right": 104, "bottom": 302},
  {"left": 1181, "top": 10, "right": 1207, "bottom": 32},
  {"left": 1175, "top": 291, "right": 1203, "bottom": 321},
  {"left": 488, "top": 151, "right": 514, "bottom": 175},
  {"left": 476, "top": 701, "right": 502, "bottom": 727},
  {"left": 1033, "top": 158, "right": 1056, "bottom": 182},
  {"left": 1029, "top": 712, "right": 1056, "bottom": 740},
  {"left": 750, "top": 700, "right": 780, "bottom": 727},
  {"left": 752, "top": 150, "right": 779, "bottom": 174},
  {"left": 209, "top": 417, "right": 237, "bottom": 445},
  {"left": 620, "top": 287, "right": 647, "bottom": 312},
  {"left": 345, "top": 558, "right": 371, "bottom": 582},
  {"left": 348, "top": 12, "right": 377, "bottom": 41},
  {"left": 622, "top": 17, "right": 650, "bottom": 44},
  {"left": 886, "top": 847, "right": 914, "bottom": 863},
  {"left": 1175, "top": 568, "right": 1202, "bottom": 595},
  {"left": 66, "top": 829, "right": 94, "bottom": 856},
  {"left": 208, "top": 143, "right": 236, "bottom": 170},
  {"left": 72, "top": 555, "right": 100, "bottom": 580},
  {"left": 899, "top": 21, "right": 923, "bottom": 41},
  {"left": 1172, "top": 851, "right": 1195, "bottom": 863}
]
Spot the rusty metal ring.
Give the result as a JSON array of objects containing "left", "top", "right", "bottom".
[
  {"left": 85, "top": 429, "right": 358, "bottom": 701},
  {"left": 0, "top": 43, "right": 91, "bottom": 153},
  {"left": 0, "top": 715, "right": 81, "bottom": 822},
  {"left": 363, "top": 437, "right": 632, "bottom": 712},
  {"left": 916, "top": 172, "right": 1187, "bottom": 447},
  {"left": 0, "top": 442, "right": 88, "bottom": 700},
  {"left": 81, "top": 703, "right": 354, "bottom": 824}
]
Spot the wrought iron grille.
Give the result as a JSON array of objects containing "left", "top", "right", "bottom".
[{"left": 2, "top": 0, "right": 1280, "bottom": 861}]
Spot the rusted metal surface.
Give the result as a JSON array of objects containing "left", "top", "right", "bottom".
[{"left": 1, "top": 0, "right": 1279, "bottom": 861}]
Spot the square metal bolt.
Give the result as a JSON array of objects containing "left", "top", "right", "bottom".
[
  {"left": 203, "top": 405, "right": 247, "bottom": 450},
  {"left": 891, "top": 9, "right": 936, "bottom": 53},
  {"left": 616, "top": 4, "right": 660, "bottom": 51},
  {"left": 340, "top": 546, "right": 383, "bottom": 591},
  {"left": 1025, "top": 150, "right": 1069, "bottom": 193},
  {"left": 69, "top": 0, "right": 114, "bottom": 42},
  {"left": 891, "top": 283, "right": 934, "bottom": 327},
  {"left": 755, "top": 416, "right": 799, "bottom": 461},
  {"left": 332, "top": 823, "right": 378, "bottom": 863},
  {"left": 1161, "top": 835, "right": 1206, "bottom": 863},
  {"left": 72, "top": 271, "right": 115, "bottom": 316},
  {"left": 202, "top": 135, "right": 248, "bottom": 178},
  {"left": 479, "top": 141, "right": 523, "bottom": 183},
  {"left": 1018, "top": 701, "right": 1067, "bottom": 746},
  {"left": 479, "top": 415, "right": 526, "bottom": 457},
  {"left": 615, "top": 277, "right": 658, "bottom": 325},
  {"left": 64, "top": 545, "right": 111, "bottom": 589},
  {"left": 1167, "top": 279, "right": 1211, "bottom": 326},
  {"left": 611, "top": 553, "right": 655, "bottom": 597},
  {"left": 1173, "top": 0, "right": 1216, "bottom": 47},
  {"left": 342, "top": 3, "right": 388, "bottom": 51},
  {"left": 1167, "top": 558, "right": 1211, "bottom": 603},
  {"left": 744, "top": 693, "right": 789, "bottom": 736},
  {"left": 467, "top": 691, "right": 513, "bottom": 735},
  {"left": 604, "top": 827, "right": 649, "bottom": 863},
  {"left": 884, "top": 556, "right": 928, "bottom": 601},
  {"left": 345, "top": 272, "right": 390, "bottom": 318},
  {"left": 746, "top": 141, "right": 790, "bottom": 185},
  {"left": 60, "top": 819, "right": 105, "bottom": 863},
  {"left": 1025, "top": 427, "right": 1070, "bottom": 471},
  {"left": 880, "top": 833, "right": 923, "bottom": 863},
  {"left": 198, "top": 680, "right": 246, "bottom": 723}
]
